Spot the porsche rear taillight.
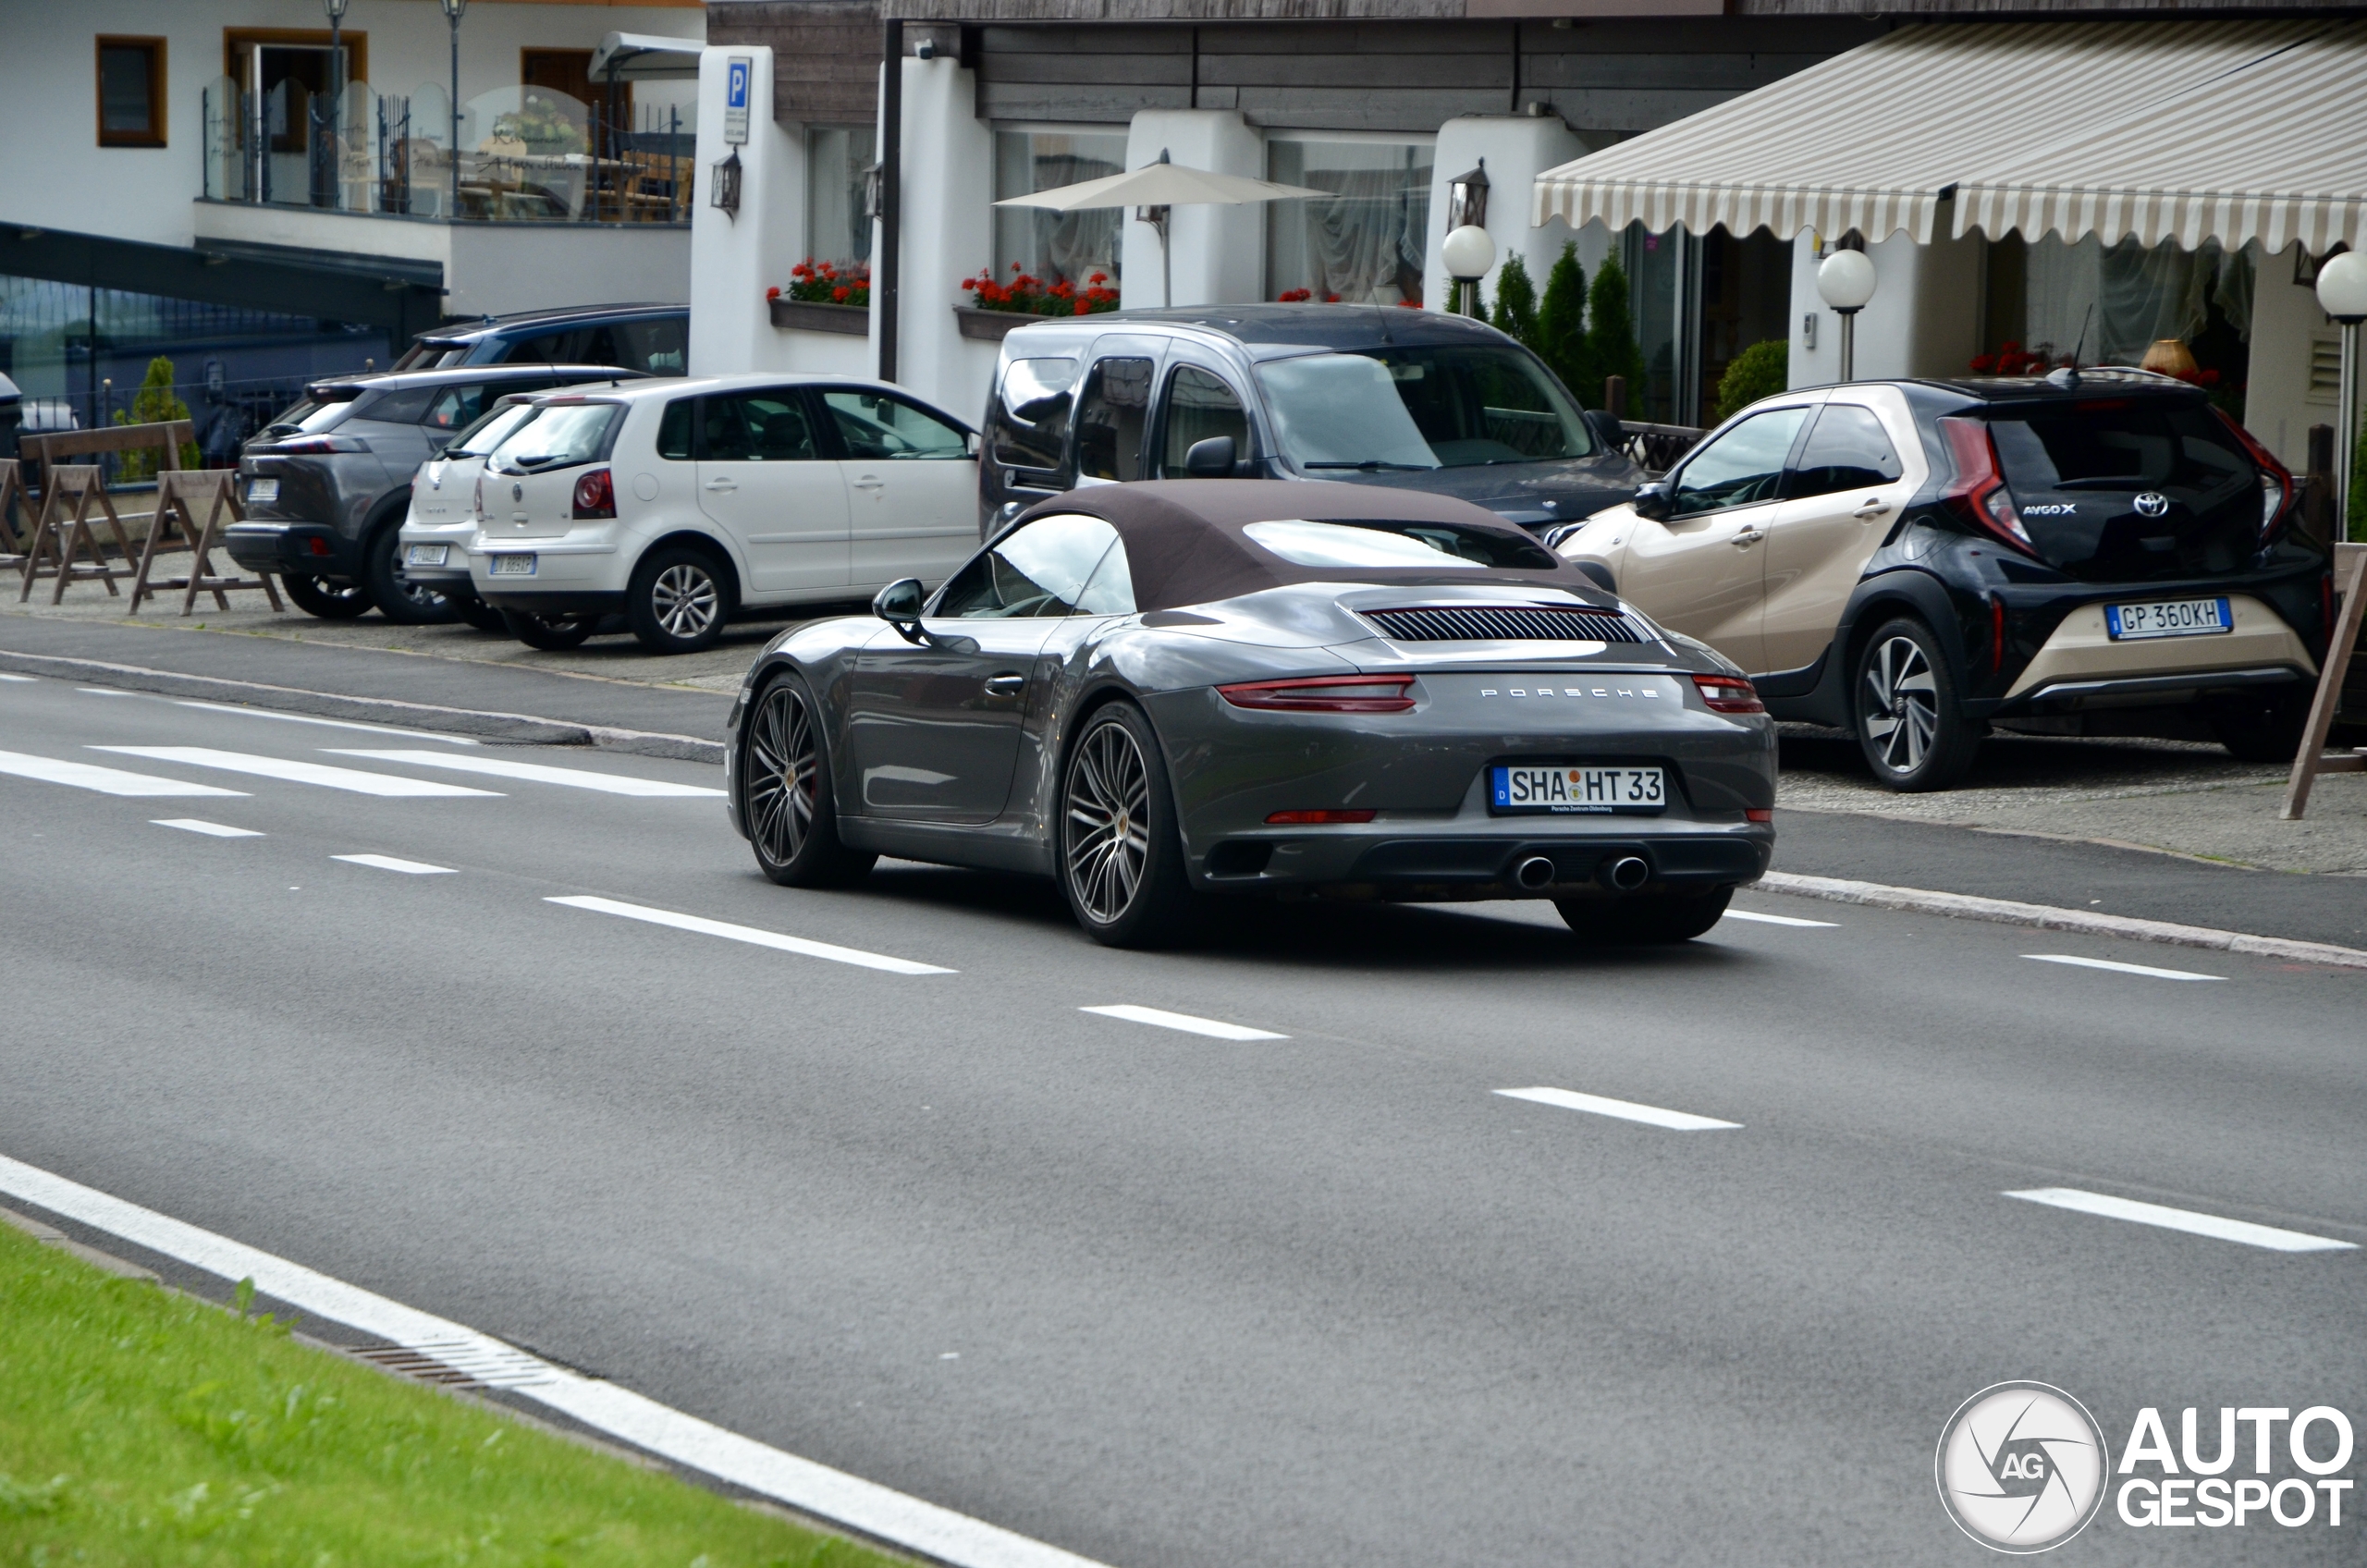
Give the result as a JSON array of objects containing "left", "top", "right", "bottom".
[
  {"left": 1937, "top": 417, "right": 2035, "bottom": 556},
  {"left": 1217, "top": 675, "right": 1416, "bottom": 713},
  {"left": 572, "top": 467, "right": 616, "bottom": 520},
  {"left": 1691, "top": 673, "right": 1764, "bottom": 714},
  {"left": 2210, "top": 407, "right": 2294, "bottom": 545}
]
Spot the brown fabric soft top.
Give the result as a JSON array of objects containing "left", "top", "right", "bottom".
[{"left": 1012, "top": 480, "right": 1607, "bottom": 614}]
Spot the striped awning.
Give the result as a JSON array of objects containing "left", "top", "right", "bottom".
[
  {"left": 1956, "top": 20, "right": 2367, "bottom": 254},
  {"left": 1531, "top": 19, "right": 2353, "bottom": 252}
]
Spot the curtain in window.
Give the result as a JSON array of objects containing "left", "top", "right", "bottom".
[{"left": 1267, "top": 142, "right": 1432, "bottom": 305}]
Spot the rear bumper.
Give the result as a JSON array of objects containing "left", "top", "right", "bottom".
[
  {"left": 1194, "top": 818, "right": 1772, "bottom": 900},
  {"left": 1996, "top": 593, "right": 2317, "bottom": 712},
  {"left": 476, "top": 590, "right": 626, "bottom": 615},
  {"left": 223, "top": 521, "right": 359, "bottom": 581}
]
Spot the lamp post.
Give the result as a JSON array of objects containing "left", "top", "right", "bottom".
[
  {"left": 1443, "top": 224, "right": 1495, "bottom": 320},
  {"left": 318, "top": 0, "right": 349, "bottom": 209},
  {"left": 2317, "top": 250, "right": 2367, "bottom": 539},
  {"left": 438, "top": 0, "right": 467, "bottom": 220},
  {"left": 1816, "top": 248, "right": 1877, "bottom": 382}
]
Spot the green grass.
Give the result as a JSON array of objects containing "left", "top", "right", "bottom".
[{"left": 0, "top": 1219, "right": 901, "bottom": 1568}]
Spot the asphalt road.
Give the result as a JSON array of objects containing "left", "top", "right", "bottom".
[{"left": 3, "top": 673, "right": 2361, "bottom": 1565}]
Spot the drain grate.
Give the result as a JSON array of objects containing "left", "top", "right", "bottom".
[{"left": 351, "top": 1336, "right": 558, "bottom": 1390}]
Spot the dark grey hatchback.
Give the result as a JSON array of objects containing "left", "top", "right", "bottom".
[
  {"left": 979, "top": 305, "right": 1645, "bottom": 538},
  {"left": 226, "top": 364, "right": 640, "bottom": 624}
]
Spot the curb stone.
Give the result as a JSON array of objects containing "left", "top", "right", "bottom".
[{"left": 1759, "top": 871, "right": 2367, "bottom": 969}]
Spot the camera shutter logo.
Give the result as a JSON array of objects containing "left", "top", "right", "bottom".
[
  {"left": 2134, "top": 491, "right": 2170, "bottom": 518},
  {"left": 1936, "top": 1382, "right": 2110, "bottom": 1552}
]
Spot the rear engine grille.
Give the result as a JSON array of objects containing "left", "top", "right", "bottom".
[{"left": 1363, "top": 605, "right": 1645, "bottom": 643}]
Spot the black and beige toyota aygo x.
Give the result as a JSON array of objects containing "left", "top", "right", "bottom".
[{"left": 1551, "top": 370, "right": 2333, "bottom": 790}]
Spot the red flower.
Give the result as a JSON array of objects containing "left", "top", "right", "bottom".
[
  {"left": 767, "top": 286, "right": 781, "bottom": 300},
  {"left": 1276, "top": 288, "right": 1312, "bottom": 302},
  {"left": 833, "top": 286, "right": 852, "bottom": 302},
  {"left": 1324, "top": 292, "right": 1341, "bottom": 302}
]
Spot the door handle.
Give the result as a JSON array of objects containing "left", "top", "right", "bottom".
[
  {"left": 1730, "top": 526, "right": 1764, "bottom": 548},
  {"left": 851, "top": 475, "right": 885, "bottom": 490},
  {"left": 704, "top": 478, "right": 737, "bottom": 493},
  {"left": 1852, "top": 498, "right": 1894, "bottom": 519},
  {"left": 984, "top": 674, "right": 1026, "bottom": 698}
]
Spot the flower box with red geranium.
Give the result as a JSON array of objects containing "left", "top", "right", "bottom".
[
  {"left": 768, "top": 260, "right": 872, "bottom": 336},
  {"left": 954, "top": 266, "right": 1121, "bottom": 338}
]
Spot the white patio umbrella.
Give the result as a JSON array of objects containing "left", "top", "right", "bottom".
[{"left": 992, "top": 149, "right": 1327, "bottom": 307}]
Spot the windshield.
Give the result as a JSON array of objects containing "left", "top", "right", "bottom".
[
  {"left": 1244, "top": 518, "right": 1557, "bottom": 571},
  {"left": 446, "top": 400, "right": 539, "bottom": 459},
  {"left": 1256, "top": 346, "right": 1595, "bottom": 473},
  {"left": 487, "top": 403, "right": 620, "bottom": 473},
  {"left": 261, "top": 389, "right": 358, "bottom": 438}
]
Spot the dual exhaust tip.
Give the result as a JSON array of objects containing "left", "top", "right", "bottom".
[{"left": 1514, "top": 854, "right": 1649, "bottom": 893}]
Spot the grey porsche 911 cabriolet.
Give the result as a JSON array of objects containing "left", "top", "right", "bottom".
[{"left": 724, "top": 481, "right": 1775, "bottom": 949}]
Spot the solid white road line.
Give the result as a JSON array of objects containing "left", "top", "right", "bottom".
[
  {"left": 1078, "top": 1004, "right": 1287, "bottom": 1041},
  {"left": 2023, "top": 953, "right": 2223, "bottom": 982},
  {"left": 0, "top": 1151, "right": 1116, "bottom": 1568},
  {"left": 0, "top": 672, "right": 35, "bottom": 681},
  {"left": 1722, "top": 909, "right": 1839, "bottom": 928},
  {"left": 152, "top": 818, "right": 264, "bottom": 838},
  {"left": 2005, "top": 1188, "right": 2357, "bottom": 1254},
  {"left": 177, "top": 701, "right": 480, "bottom": 744},
  {"left": 333, "top": 853, "right": 457, "bottom": 876},
  {"left": 1494, "top": 1085, "right": 1742, "bottom": 1132},
  {"left": 92, "top": 747, "right": 501, "bottom": 799},
  {"left": 326, "top": 748, "right": 724, "bottom": 798},
  {"left": 0, "top": 748, "right": 247, "bottom": 798},
  {"left": 546, "top": 895, "right": 954, "bottom": 976}
]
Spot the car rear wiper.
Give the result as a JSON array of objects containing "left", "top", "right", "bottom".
[{"left": 1303, "top": 459, "right": 1433, "bottom": 472}]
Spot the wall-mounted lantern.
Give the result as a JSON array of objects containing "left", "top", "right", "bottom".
[
  {"left": 1447, "top": 160, "right": 1490, "bottom": 232},
  {"left": 710, "top": 149, "right": 743, "bottom": 217}
]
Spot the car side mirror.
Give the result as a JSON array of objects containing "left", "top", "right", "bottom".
[
  {"left": 873, "top": 577, "right": 926, "bottom": 643},
  {"left": 1584, "top": 410, "right": 1625, "bottom": 448},
  {"left": 1184, "top": 435, "right": 1236, "bottom": 477},
  {"left": 1631, "top": 481, "right": 1673, "bottom": 522}
]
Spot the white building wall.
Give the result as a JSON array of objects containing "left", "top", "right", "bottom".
[
  {"left": 0, "top": 0, "right": 703, "bottom": 250},
  {"left": 2243, "top": 243, "right": 2341, "bottom": 472},
  {"left": 1120, "top": 111, "right": 1265, "bottom": 312},
  {"left": 1787, "top": 227, "right": 1982, "bottom": 389},
  {"left": 689, "top": 45, "right": 803, "bottom": 376},
  {"left": 890, "top": 55, "right": 998, "bottom": 422},
  {"left": 1421, "top": 116, "right": 1584, "bottom": 316}
]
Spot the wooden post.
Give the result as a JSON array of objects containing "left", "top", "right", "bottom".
[
  {"left": 2281, "top": 541, "right": 2367, "bottom": 820},
  {"left": 18, "top": 466, "right": 136, "bottom": 604},
  {"left": 130, "top": 470, "right": 284, "bottom": 616},
  {"left": 1603, "top": 374, "right": 1627, "bottom": 421},
  {"left": 0, "top": 459, "right": 28, "bottom": 568},
  {"left": 2301, "top": 424, "right": 2336, "bottom": 550}
]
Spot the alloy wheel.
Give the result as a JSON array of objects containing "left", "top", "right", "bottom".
[
  {"left": 1861, "top": 633, "right": 1939, "bottom": 775},
  {"left": 1064, "top": 718, "right": 1151, "bottom": 925},
  {"left": 652, "top": 563, "right": 719, "bottom": 639},
  {"left": 745, "top": 683, "right": 818, "bottom": 867}
]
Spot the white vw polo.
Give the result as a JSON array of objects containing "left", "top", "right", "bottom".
[{"left": 466, "top": 374, "right": 982, "bottom": 654}]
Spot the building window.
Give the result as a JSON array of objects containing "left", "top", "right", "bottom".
[
  {"left": 1982, "top": 234, "right": 2254, "bottom": 410},
  {"left": 1265, "top": 140, "right": 1432, "bottom": 306},
  {"left": 807, "top": 126, "right": 876, "bottom": 267},
  {"left": 97, "top": 37, "right": 166, "bottom": 148},
  {"left": 994, "top": 129, "right": 1125, "bottom": 289}
]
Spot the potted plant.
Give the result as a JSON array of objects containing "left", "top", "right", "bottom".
[
  {"left": 769, "top": 261, "right": 872, "bottom": 335},
  {"left": 955, "top": 265, "right": 1121, "bottom": 341}
]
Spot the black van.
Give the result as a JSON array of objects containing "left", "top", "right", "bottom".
[
  {"left": 390, "top": 303, "right": 688, "bottom": 376},
  {"left": 977, "top": 305, "right": 1645, "bottom": 539}
]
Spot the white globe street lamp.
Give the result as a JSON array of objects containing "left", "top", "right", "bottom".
[
  {"left": 1442, "top": 224, "right": 1496, "bottom": 319},
  {"left": 2316, "top": 250, "right": 2367, "bottom": 535},
  {"left": 1816, "top": 248, "right": 1878, "bottom": 382}
]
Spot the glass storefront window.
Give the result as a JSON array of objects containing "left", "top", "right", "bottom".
[
  {"left": 806, "top": 126, "right": 875, "bottom": 267},
  {"left": 1982, "top": 235, "right": 2255, "bottom": 410},
  {"left": 994, "top": 130, "right": 1125, "bottom": 289},
  {"left": 1265, "top": 140, "right": 1432, "bottom": 307}
]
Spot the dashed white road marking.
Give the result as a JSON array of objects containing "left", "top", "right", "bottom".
[
  {"left": 2005, "top": 1188, "right": 2356, "bottom": 1254},
  {"left": 152, "top": 818, "right": 264, "bottom": 838},
  {"left": 0, "top": 1150, "right": 1115, "bottom": 1568},
  {"left": 1495, "top": 1085, "right": 1741, "bottom": 1132},
  {"left": 326, "top": 748, "right": 724, "bottom": 798},
  {"left": 1079, "top": 1004, "right": 1287, "bottom": 1041},
  {"left": 93, "top": 747, "right": 501, "bottom": 799},
  {"left": 333, "top": 853, "right": 456, "bottom": 876},
  {"left": 0, "top": 672, "right": 35, "bottom": 682},
  {"left": 546, "top": 895, "right": 954, "bottom": 975},
  {"left": 0, "top": 748, "right": 246, "bottom": 798},
  {"left": 2023, "top": 953, "right": 2223, "bottom": 982},
  {"left": 1723, "top": 909, "right": 1839, "bottom": 927},
  {"left": 78, "top": 687, "right": 138, "bottom": 698},
  {"left": 177, "top": 702, "right": 480, "bottom": 744}
]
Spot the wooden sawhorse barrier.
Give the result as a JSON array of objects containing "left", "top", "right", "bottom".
[
  {"left": 128, "top": 469, "right": 285, "bottom": 616},
  {"left": 18, "top": 465, "right": 137, "bottom": 604},
  {"left": 2282, "top": 541, "right": 2366, "bottom": 819}
]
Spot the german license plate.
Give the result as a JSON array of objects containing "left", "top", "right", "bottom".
[
  {"left": 246, "top": 478, "right": 278, "bottom": 505},
  {"left": 489, "top": 554, "right": 536, "bottom": 577},
  {"left": 1491, "top": 765, "right": 1665, "bottom": 815},
  {"left": 2105, "top": 597, "right": 2230, "bottom": 640},
  {"left": 406, "top": 544, "right": 448, "bottom": 567}
]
